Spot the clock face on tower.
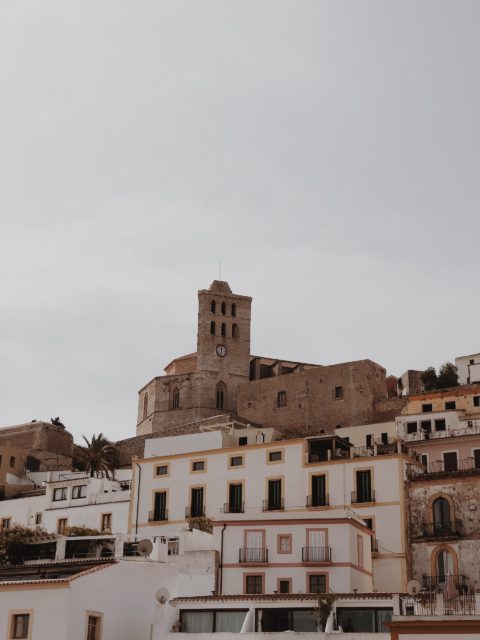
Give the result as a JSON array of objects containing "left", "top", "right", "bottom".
[{"left": 216, "top": 345, "right": 228, "bottom": 358}]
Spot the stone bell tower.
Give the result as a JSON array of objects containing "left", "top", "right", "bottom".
[{"left": 196, "top": 281, "right": 252, "bottom": 411}]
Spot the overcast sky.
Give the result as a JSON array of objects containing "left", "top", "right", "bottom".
[{"left": 1, "top": 1, "right": 479, "bottom": 443}]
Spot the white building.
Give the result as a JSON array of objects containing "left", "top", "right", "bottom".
[
  {"left": 131, "top": 427, "right": 422, "bottom": 593},
  {"left": 335, "top": 421, "right": 396, "bottom": 449},
  {"left": 455, "top": 353, "right": 480, "bottom": 386},
  {"left": 0, "top": 470, "right": 131, "bottom": 536}
]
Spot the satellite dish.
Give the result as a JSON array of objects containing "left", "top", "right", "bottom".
[
  {"left": 156, "top": 587, "right": 170, "bottom": 604},
  {"left": 407, "top": 580, "right": 422, "bottom": 596},
  {"left": 137, "top": 539, "right": 153, "bottom": 557}
]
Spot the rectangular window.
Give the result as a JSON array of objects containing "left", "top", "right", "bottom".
[
  {"left": 308, "top": 574, "right": 327, "bottom": 594},
  {"left": 10, "top": 456, "right": 16, "bottom": 468},
  {"left": 381, "top": 432, "right": 388, "bottom": 444},
  {"left": 278, "top": 579, "right": 291, "bottom": 594},
  {"left": 53, "top": 487, "right": 67, "bottom": 501},
  {"left": 336, "top": 608, "right": 393, "bottom": 633},
  {"left": 420, "top": 420, "right": 432, "bottom": 433},
  {"left": 192, "top": 460, "right": 205, "bottom": 472},
  {"left": 228, "top": 483, "right": 243, "bottom": 513},
  {"left": 245, "top": 575, "right": 263, "bottom": 594},
  {"left": 1, "top": 518, "right": 11, "bottom": 530},
  {"left": 239, "top": 436, "right": 248, "bottom": 446},
  {"left": 422, "top": 403, "right": 433, "bottom": 413},
  {"left": 267, "top": 479, "right": 282, "bottom": 510},
  {"left": 445, "top": 401, "right": 456, "bottom": 410},
  {"left": 363, "top": 518, "right": 373, "bottom": 530},
  {"left": 335, "top": 386, "right": 344, "bottom": 399},
  {"left": 421, "top": 454, "right": 428, "bottom": 467},
  {"left": 10, "top": 613, "right": 30, "bottom": 639},
  {"left": 100, "top": 513, "right": 112, "bottom": 532},
  {"left": 435, "top": 419, "right": 446, "bottom": 431},
  {"left": 229, "top": 456, "right": 243, "bottom": 467},
  {"left": 72, "top": 485, "right": 87, "bottom": 499},
  {"left": 155, "top": 465, "right": 169, "bottom": 476},
  {"left": 57, "top": 518, "right": 68, "bottom": 534},
  {"left": 277, "top": 391, "right": 287, "bottom": 407},
  {"left": 406, "top": 422, "right": 417, "bottom": 434},
  {"left": 355, "top": 470, "right": 373, "bottom": 503},
  {"left": 268, "top": 451, "right": 282, "bottom": 462},
  {"left": 35, "top": 513, "right": 42, "bottom": 525},
  {"left": 278, "top": 534, "right": 292, "bottom": 554},
  {"left": 311, "top": 475, "right": 327, "bottom": 507},
  {"left": 153, "top": 492, "right": 167, "bottom": 521},
  {"left": 474, "top": 450, "right": 480, "bottom": 469},
  {"left": 474, "top": 396, "right": 480, "bottom": 407},
  {"left": 86, "top": 614, "right": 102, "bottom": 640},
  {"left": 443, "top": 451, "right": 458, "bottom": 472},
  {"left": 365, "top": 434, "right": 372, "bottom": 448},
  {"left": 190, "top": 487, "right": 204, "bottom": 518}
]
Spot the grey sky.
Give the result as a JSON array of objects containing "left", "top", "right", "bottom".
[{"left": 1, "top": 1, "right": 479, "bottom": 443}]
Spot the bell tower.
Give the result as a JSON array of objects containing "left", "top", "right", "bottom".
[{"left": 196, "top": 280, "right": 252, "bottom": 378}]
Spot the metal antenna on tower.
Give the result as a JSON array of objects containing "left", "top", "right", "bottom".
[{"left": 219, "top": 259, "right": 222, "bottom": 280}]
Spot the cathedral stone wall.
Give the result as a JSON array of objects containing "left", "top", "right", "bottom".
[{"left": 236, "top": 360, "right": 389, "bottom": 436}]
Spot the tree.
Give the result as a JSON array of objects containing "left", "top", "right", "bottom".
[
  {"left": 437, "top": 362, "right": 459, "bottom": 389},
  {"left": 0, "top": 525, "right": 46, "bottom": 565},
  {"left": 77, "top": 433, "right": 119, "bottom": 479},
  {"left": 421, "top": 367, "right": 437, "bottom": 391}
]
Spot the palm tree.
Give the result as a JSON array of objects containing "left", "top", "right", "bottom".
[{"left": 78, "top": 433, "right": 119, "bottom": 479}]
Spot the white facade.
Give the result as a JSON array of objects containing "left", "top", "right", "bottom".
[
  {"left": 455, "top": 353, "right": 480, "bottom": 386},
  {"left": 0, "top": 472, "right": 131, "bottom": 536},
  {"left": 0, "top": 555, "right": 215, "bottom": 640},
  {"left": 132, "top": 432, "right": 417, "bottom": 593},
  {"left": 335, "top": 422, "right": 396, "bottom": 449}
]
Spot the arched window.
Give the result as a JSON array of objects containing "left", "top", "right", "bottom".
[
  {"left": 211, "top": 300, "right": 216, "bottom": 314},
  {"left": 143, "top": 393, "right": 149, "bottom": 420},
  {"left": 216, "top": 382, "right": 226, "bottom": 409},
  {"left": 221, "top": 322, "right": 226, "bottom": 337},
  {"left": 210, "top": 321, "right": 216, "bottom": 335},
  {"left": 171, "top": 387, "right": 180, "bottom": 410},
  {"left": 277, "top": 391, "right": 287, "bottom": 408},
  {"left": 232, "top": 323, "right": 239, "bottom": 338},
  {"left": 221, "top": 302, "right": 226, "bottom": 315},
  {"left": 433, "top": 497, "right": 451, "bottom": 535},
  {"left": 231, "top": 303, "right": 236, "bottom": 317},
  {"left": 435, "top": 548, "right": 455, "bottom": 583}
]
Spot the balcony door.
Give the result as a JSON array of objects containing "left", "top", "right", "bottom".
[
  {"left": 229, "top": 483, "right": 243, "bottom": 513},
  {"left": 268, "top": 479, "right": 282, "bottom": 510},
  {"left": 306, "top": 529, "right": 328, "bottom": 562},
  {"left": 356, "top": 470, "right": 372, "bottom": 502},
  {"left": 436, "top": 548, "right": 454, "bottom": 582},
  {"left": 443, "top": 452, "right": 458, "bottom": 472},
  {"left": 311, "top": 475, "right": 326, "bottom": 506},
  {"left": 245, "top": 530, "right": 264, "bottom": 562},
  {"left": 153, "top": 491, "right": 167, "bottom": 521},
  {"left": 190, "top": 487, "right": 204, "bottom": 517}
]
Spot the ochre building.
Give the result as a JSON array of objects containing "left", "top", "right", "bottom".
[{"left": 136, "top": 280, "right": 397, "bottom": 438}]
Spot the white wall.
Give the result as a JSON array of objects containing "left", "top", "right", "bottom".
[
  {"left": 335, "top": 422, "right": 396, "bottom": 448},
  {"left": 0, "top": 586, "right": 70, "bottom": 639},
  {"left": 455, "top": 354, "right": 480, "bottom": 385}
]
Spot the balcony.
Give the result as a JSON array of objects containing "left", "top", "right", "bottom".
[
  {"left": 302, "top": 546, "right": 332, "bottom": 563},
  {"left": 148, "top": 510, "right": 168, "bottom": 523},
  {"left": 306, "top": 494, "right": 329, "bottom": 507},
  {"left": 351, "top": 490, "right": 375, "bottom": 504},
  {"left": 222, "top": 502, "right": 245, "bottom": 514},
  {"left": 408, "top": 457, "right": 480, "bottom": 480},
  {"left": 423, "top": 574, "right": 468, "bottom": 592},
  {"left": 421, "top": 520, "right": 461, "bottom": 538},
  {"left": 262, "top": 498, "right": 284, "bottom": 512},
  {"left": 239, "top": 547, "right": 268, "bottom": 563},
  {"left": 185, "top": 506, "right": 205, "bottom": 519}
]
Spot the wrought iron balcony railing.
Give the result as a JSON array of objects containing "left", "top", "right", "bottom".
[
  {"left": 239, "top": 547, "right": 268, "bottom": 563},
  {"left": 302, "top": 546, "right": 332, "bottom": 563},
  {"left": 421, "top": 520, "right": 461, "bottom": 537},
  {"left": 306, "top": 494, "right": 329, "bottom": 507},
  {"left": 185, "top": 505, "right": 205, "bottom": 519},
  {"left": 148, "top": 510, "right": 168, "bottom": 522},
  {"left": 262, "top": 498, "right": 284, "bottom": 512},
  {"left": 351, "top": 490, "right": 375, "bottom": 504},
  {"left": 222, "top": 502, "right": 245, "bottom": 514}
]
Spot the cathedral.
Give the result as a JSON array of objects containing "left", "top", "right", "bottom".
[{"left": 136, "top": 280, "right": 398, "bottom": 438}]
